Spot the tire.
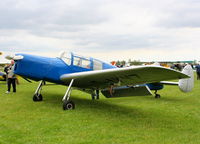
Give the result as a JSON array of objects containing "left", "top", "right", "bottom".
[
  {"left": 33, "top": 94, "right": 43, "bottom": 101},
  {"left": 155, "top": 94, "right": 161, "bottom": 99},
  {"left": 91, "top": 94, "right": 95, "bottom": 100},
  {"left": 63, "top": 101, "right": 75, "bottom": 110}
]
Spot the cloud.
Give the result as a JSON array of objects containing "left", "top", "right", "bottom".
[
  {"left": 0, "top": 0, "right": 108, "bottom": 30},
  {"left": 153, "top": 0, "right": 200, "bottom": 28},
  {"left": 0, "top": 0, "right": 199, "bottom": 61}
]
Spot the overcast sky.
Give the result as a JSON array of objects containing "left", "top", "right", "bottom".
[{"left": 0, "top": 0, "right": 199, "bottom": 62}]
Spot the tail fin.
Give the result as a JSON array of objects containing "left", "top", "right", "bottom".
[{"left": 178, "top": 64, "right": 194, "bottom": 92}]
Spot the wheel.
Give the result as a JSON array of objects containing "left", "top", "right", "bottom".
[
  {"left": 63, "top": 101, "right": 75, "bottom": 110},
  {"left": 91, "top": 94, "right": 99, "bottom": 100},
  {"left": 155, "top": 94, "right": 161, "bottom": 99},
  {"left": 91, "top": 94, "right": 95, "bottom": 100},
  {"left": 96, "top": 90, "right": 100, "bottom": 100},
  {"left": 33, "top": 94, "right": 43, "bottom": 101}
]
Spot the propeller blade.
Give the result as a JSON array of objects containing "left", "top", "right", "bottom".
[
  {"left": 5, "top": 55, "right": 14, "bottom": 60},
  {"left": 5, "top": 55, "right": 23, "bottom": 60}
]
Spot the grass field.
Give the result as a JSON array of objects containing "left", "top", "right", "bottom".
[{"left": 0, "top": 74, "right": 200, "bottom": 144}]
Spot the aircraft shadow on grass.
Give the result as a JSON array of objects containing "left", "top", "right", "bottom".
[
  {"left": 38, "top": 93, "right": 187, "bottom": 129},
  {"left": 6, "top": 52, "right": 194, "bottom": 110},
  {"left": 41, "top": 92, "right": 185, "bottom": 121},
  {"left": 42, "top": 92, "right": 147, "bottom": 114}
]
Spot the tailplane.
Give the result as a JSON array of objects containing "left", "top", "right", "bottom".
[{"left": 178, "top": 64, "right": 194, "bottom": 92}]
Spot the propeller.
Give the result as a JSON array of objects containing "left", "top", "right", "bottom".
[{"left": 5, "top": 55, "right": 24, "bottom": 60}]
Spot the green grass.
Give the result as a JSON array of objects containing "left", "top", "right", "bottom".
[{"left": 0, "top": 74, "right": 200, "bottom": 144}]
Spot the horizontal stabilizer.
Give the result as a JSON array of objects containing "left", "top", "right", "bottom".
[
  {"left": 160, "top": 65, "right": 194, "bottom": 93},
  {"left": 179, "top": 64, "right": 194, "bottom": 92},
  {"left": 101, "top": 85, "right": 152, "bottom": 98},
  {"left": 160, "top": 81, "right": 178, "bottom": 85}
]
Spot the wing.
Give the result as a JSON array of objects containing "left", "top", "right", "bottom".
[{"left": 60, "top": 66, "right": 189, "bottom": 89}]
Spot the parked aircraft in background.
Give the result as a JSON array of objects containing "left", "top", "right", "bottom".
[
  {"left": 0, "top": 72, "right": 6, "bottom": 81},
  {"left": 6, "top": 52, "right": 194, "bottom": 110}
]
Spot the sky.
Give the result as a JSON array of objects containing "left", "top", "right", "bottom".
[{"left": 0, "top": 0, "right": 199, "bottom": 63}]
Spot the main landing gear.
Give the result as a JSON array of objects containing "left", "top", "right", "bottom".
[
  {"left": 33, "top": 80, "right": 45, "bottom": 102},
  {"left": 33, "top": 80, "right": 75, "bottom": 110},
  {"left": 91, "top": 90, "right": 100, "bottom": 100},
  {"left": 154, "top": 90, "right": 161, "bottom": 98},
  {"left": 62, "top": 79, "right": 75, "bottom": 110}
]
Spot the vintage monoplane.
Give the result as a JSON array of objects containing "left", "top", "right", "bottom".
[{"left": 6, "top": 52, "right": 194, "bottom": 110}]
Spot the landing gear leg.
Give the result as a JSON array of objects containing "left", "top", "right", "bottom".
[
  {"left": 62, "top": 79, "right": 75, "bottom": 110},
  {"left": 96, "top": 90, "right": 99, "bottom": 99},
  {"left": 91, "top": 90, "right": 100, "bottom": 100},
  {"left": 154, "top": 90, "right": 161, "bottom": 98},
  {"left": 33, "top": 80, "right": 45, "bottom": 101},
  {"left": 109, "top": 85, "right": 114, "bottom": 97}
]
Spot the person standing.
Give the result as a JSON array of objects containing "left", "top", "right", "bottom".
[
  {"left": 4, "top": 60, "right": 16, "bottom": 93},
  {"left": 196, "top": 64, "right": 200, "bottom": 80}
]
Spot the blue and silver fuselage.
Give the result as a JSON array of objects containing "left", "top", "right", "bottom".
[{"left": 14, "top": 53, "right": 116, "bottom": 84}]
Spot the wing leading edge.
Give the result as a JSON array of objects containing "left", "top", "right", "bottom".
[{"left": 60, "top": 66, "right": 189, "bottom": 89}]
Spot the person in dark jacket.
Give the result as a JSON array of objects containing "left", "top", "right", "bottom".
[
  {"left": 4, "top": 60, "right": 16, "bottom": 93},
  {"left": 196, "top": 64, "right": 200, "bottom": 80}
]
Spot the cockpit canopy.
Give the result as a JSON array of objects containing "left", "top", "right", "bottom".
[
  {"left": 60, "top": 52, "right": 103, "bottom": 70},
  {"left": 73, "top": 54, "right": 91, "bottom": 69}
]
